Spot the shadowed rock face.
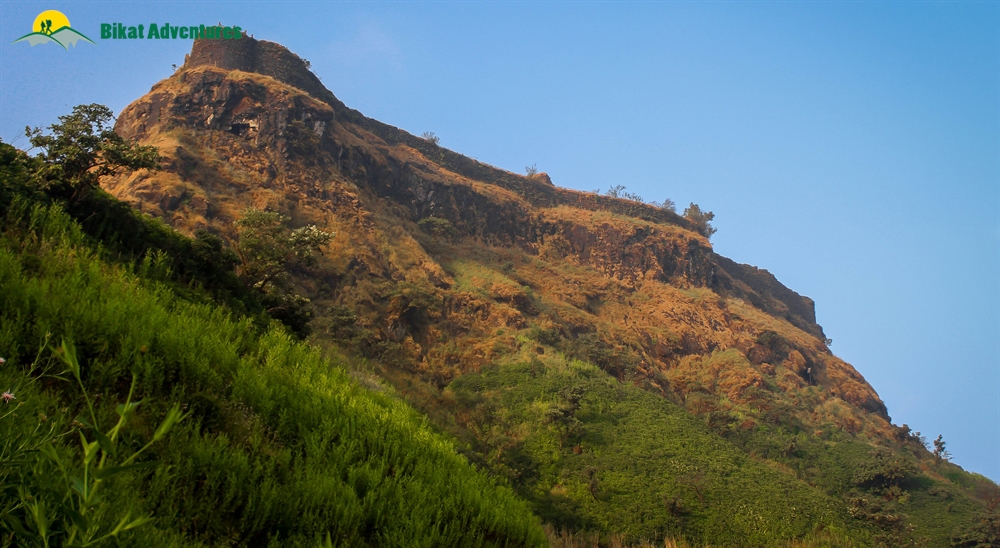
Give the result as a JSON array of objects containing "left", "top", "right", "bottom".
[
  {"left": 178, "top": 36, "right": 828, "bottom": 337},
  {"left": 109, "top": 35, "right": 889, "bottom": 429}
]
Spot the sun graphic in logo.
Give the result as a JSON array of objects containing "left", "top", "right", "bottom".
[
  {"left": 33, "top": 10, "right": 71, "bottom": 35},
  {"left": 13, "top": 9, "right": 94, "bottom": 49}
]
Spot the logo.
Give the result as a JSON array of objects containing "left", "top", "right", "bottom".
[
  {"left": 100, "top": 23, "right": 244, "bottom": 41},
  {"left": 13, "top": 10, "right": 95, "bottom": 49}
]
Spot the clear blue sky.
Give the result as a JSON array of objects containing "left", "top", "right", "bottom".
[{"left": 2, "top": 1, "right": 997, "bottom": 481}]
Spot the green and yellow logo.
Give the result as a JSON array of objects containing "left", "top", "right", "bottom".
[{"left": 13, "top": 10, "right": 95, "bottom": 49}]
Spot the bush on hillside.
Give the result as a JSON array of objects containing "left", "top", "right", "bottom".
[
  {"left": 683, "top": 203, "right": 717, "bottom": 239},
  {"left": 651, "top": 198, "right": 677, "bottom": 212},
  {"left": 418, "top": 215, "right": 458, "bottom": 242},
  {"left": 605, "top": 184, "right": 643, "bottom": 202}
]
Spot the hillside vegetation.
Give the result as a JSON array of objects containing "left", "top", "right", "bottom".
[
  {"left": 0, "top": 141, "right": 546, "bottom": 547},
  {"left": 8, "top": 34, "right": 996, "bottom": 547}
]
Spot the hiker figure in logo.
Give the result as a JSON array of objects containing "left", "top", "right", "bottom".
[{"left": 44, "top": 19, "right": 52, "bottom": 34}]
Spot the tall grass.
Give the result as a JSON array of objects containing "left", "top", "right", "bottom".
[
  {"left": 444, "top": 350, "right": 872, "bottom": 547},
  {"left": 0, "top": 195, "right": 546, "bottom": 546}
]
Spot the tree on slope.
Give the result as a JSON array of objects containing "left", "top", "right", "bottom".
[
  {"left": 231, "top": 207, "right": 333, "bottom": 334},
  {"left": 683, "top": 202, "right": 718, "bottom": 239},
  {"left": 25, "top": 103, "right": 160, "bottom": 201}
]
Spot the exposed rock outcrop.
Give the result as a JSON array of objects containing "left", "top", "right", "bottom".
[{"left": 108, "top": 35, "right": 889, "bottom": 436}]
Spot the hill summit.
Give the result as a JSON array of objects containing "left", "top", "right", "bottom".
[{"left": 101, "top": 35, "right": 995, "bottom": 545}]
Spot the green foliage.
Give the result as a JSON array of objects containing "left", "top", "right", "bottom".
[
  {"left": 0, "top": 142, "right": 43, "bottom": 212},
  {"left": 933, "top": 435, "right": 952, "bottom": 463},
  {"left": 562, "top": 333, "right": 637, "bottom": 379},
  {"left": 0, "top": 140, "right": 267, "bottom": 333},
  {"left": 730, "top": 417, "right": 987, "bottom": 545},
  {"left": 845, "top": 495, "right": 919, "bottom": 546},
  {"left": 232, "top": 207, "right": 333, "bottom": 335},
  {"left": 437, "top": 340, "right": 992, "bottom": 546},
  {"left": 527, "top": 326, "right": 562, "bottom": 347},
  {"left": 755, "top": 330, "right": 789, "bottom": 358},
  {"left": 285, "top": 119, "right": 320, "bottom": 157},
  {"left": 652, "top": 198, "right": 677, "bottom": 213},
  {"left": 418, "top": 215, "right": 458, "bottom": 242},
  {"left": 2, "top": 339, "right": 186, "bottom": 547},
  {"left": 952, "top": 512, "right": 1000, "bottom": 547},
  {"left": 682, "top": 203, "right": 717, "bottom": 239},
  {"left": 605, "top": 185, "right": 643, "bottom": 202},
  {"left": 445, "top": 354, "right": 868, "bottom": 546},
  {"left": 0, "top": 161, "right": 545, "bottom": 546},
  {"left": 852, "top": 447, "right": 917, "bottom": 497},
  {"left": 421, "top": 132, "right": 440, "bottom": 145},
  {"left": 25, "top": 104, "right": 160, "bottom": 202},
  {"left": 543, "top": 385, "right": 586, "bottom": 449},
  {"left": 233, "top": 207, "right": 332, "bottom": 292}
]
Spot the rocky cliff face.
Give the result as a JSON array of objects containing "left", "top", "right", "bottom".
[{"left": 108, "top": 36, "right": 890, "bottom": 439}]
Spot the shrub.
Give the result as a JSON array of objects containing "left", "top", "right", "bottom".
[
  {"left": 421, "top": 132, "right": 440, "bottom": 145},
  {"left": 853, "top": 448, "right": 917, "bottom": 496},
  {"left": 528, "top": 326, "right": 562, "bottom": 347},
  {"left": 933, "top": 435, "right": 952, "bottom": 463},
  {"left": 652, "top": 198, "right": 677, "bottom": 213},
  {"left": 683, "top": 203, "right": 717, "bottom": 239},
  {"left": 754, "top": 330, "right": 790, "bottom": 363},
  {"left": 605, "top": 185, "right": 643, "bottom": 202},
  {"left": 285, "top": 119, "right": 320, "bottom": 156},
  {"left": 418, "top": 215, "right": 458, "bottom": 242}
]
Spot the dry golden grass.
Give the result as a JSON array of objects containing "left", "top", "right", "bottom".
[{"left": 104, "top": 59, "right": 897, "bottom": 455}]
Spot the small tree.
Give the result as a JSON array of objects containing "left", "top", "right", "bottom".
[
  {"left": 421, "top": 132, "right": 440, "bottom": 145},
  {"left": 653, "top": 198, "right": 677, "bottom": 213},
  {"left": 933, "top": 435, "right": 951, "bottom": 463},
  {"left": 605, "top": 184, "right": 643, "bottom": 202},
  {"left": 285, "top": 119, "right": 320, "bottom": 157},
  {"left": 683, "top": 203, "right": 717, "bottom": 239},
  {"left": 525, "top": 164, "right": 538, "bottom": 177},
  {"left": 232, "top": 208, "right": 332, "bottom": 293},
  {"left": 543, "top": 385, "right": 586, "bottom": 448},
  {"left": 853, "top": 447, "right": 916, "bottom": 501},
  {"left": 25, "top": 104, "right": 160, "bottom": 201},
  {"left": 418, "top": 216, "right": 458, "bottom": 242},
  {"left": 231, "top": 208, "right": 332, "bottom": 334}
]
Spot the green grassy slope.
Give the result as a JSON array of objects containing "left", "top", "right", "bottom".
[
  {"left": 430, "top": 341, "right": 995, "bottom": 547},
  {"left": 0, "top": 143, "right": 546, "bottom": 547},
  {"left": 442, "top": 349, "right": 868, "bottom": 546}
]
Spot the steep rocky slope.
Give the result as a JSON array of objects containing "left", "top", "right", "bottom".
[
  {"left": 103, "top": 36, "right": 995, "bottom": 545},
  {"left": 109, "top": 35, "right": 882, "bottom": 422}
]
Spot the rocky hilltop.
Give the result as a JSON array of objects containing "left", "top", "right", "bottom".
[
  {"left": 100, "top": 36, "right": 996, "bottom": 545},
  {"left": 109, "top": 33, "right": 890, "bottom": 437}
]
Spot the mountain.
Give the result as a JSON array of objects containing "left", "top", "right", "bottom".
[
  {"left": 102, "top": 36, "right": 997, "bottom": 546},
  {"left": 0, "top": 142, "right": 546, "bottom": 546}
]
